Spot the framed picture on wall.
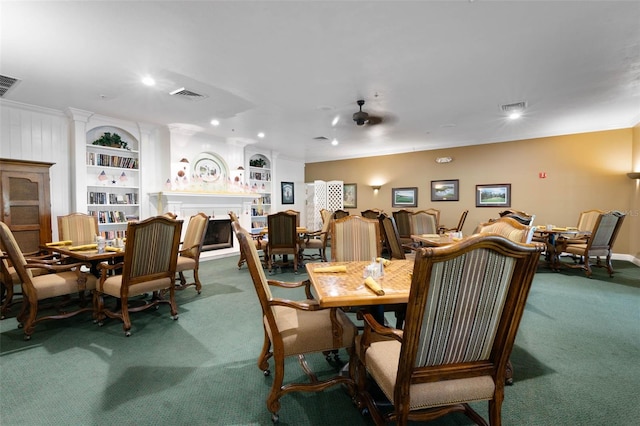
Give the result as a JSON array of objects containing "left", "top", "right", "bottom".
[
  {"left": 475, "top": 183, "right": 511, "bottom": 207},
  {"left": 431, "top": 179, "right": 459, "bottom": 201},
  {"left": 281, "top": 182, "right": 295, "bottom": 204},
  {"left": 392, "top": 187, "right": 418, "bottom": 207},
  {"left": 343, "top": 183, "right": 357, "bottom": 208}
]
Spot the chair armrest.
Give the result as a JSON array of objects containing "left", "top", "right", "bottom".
[
  {"left": 24, "top": 261, "right": 90, "bottom": 273},
  {"left": 178, "top": 244, "right": 200, "bottom": 255},
  {"left": 269, "top": 298, "right": 323, "bottom": 311},
  {"left": 360, "top": 311, "right": 404, "bottom": 346},
  {"left": 267, "top": 279, "right": 314, "bottom": 299}
]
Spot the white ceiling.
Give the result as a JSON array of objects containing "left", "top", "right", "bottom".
[{"left": 2, "top": 1, "right": 639, "bottom": 163}]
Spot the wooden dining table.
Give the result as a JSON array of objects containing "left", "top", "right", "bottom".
[
  {"left": 306, "top": 260, "right": 414, "bottom": 308},
  {"left": 411, "top": 233, "right": 464, "bottom": 247},
  {"left": 42, "top": 242, "right": 125, "bottom": 275},
  {"left": 533, "top": 227, "right": 590, "bottom": 269}
]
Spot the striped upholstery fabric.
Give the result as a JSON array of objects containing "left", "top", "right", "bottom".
[
  {"left": 331, "top": 215, "right": 380, "bottom": 261},
  {"left": 128, "top": 221, "right": 176, "bottom": 278},
  {"left": 416, "top": 249, "right": 515, "bottom": 366},
  {"left": 475, "top": 217, "right": 534, "bottom": 243},
  {"left": 57, "top": 213, "right": 99, "bottom": 244},
  {"left": 577, "top": 209, "right": 605, "bottom": 232},
  {"left": 410, "top": 211, "right": 438, "bottom": 235}
]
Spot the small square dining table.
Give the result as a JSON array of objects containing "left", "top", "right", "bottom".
[{"left": 306, "top": 260, "right": 414, "bottom": 308}]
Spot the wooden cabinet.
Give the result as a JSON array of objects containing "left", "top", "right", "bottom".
[{"left": 0, "top": 158, "right": 53, "bottom": 252}]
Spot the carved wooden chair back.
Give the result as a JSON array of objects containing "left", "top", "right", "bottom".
[
  {"left": 410, "top": 210, "right": 438, "bottom": 235},
  {"left": 475, "top": 216, "right": 535, "bottom": 244}
]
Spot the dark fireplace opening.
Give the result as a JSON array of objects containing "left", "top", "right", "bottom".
[{"left": 202, "top": 219, "right": 233, "bottom": 251}]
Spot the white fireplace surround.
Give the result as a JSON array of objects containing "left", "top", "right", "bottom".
[{"left": 148, "top": 192, "right": 255, "bottom": 261}]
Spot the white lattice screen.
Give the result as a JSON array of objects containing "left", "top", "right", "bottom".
[{"left": 304, "top": 180, "right": 343, "bottom": 230}]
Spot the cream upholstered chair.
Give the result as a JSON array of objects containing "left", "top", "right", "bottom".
[
  {"left": 57, "top": 212, "right": 99, "bottom": 244},
  {"left": 352, "top": 234, "right": 543, "bottom": 425},
  {"left": 331, "top": 215, "right": 381, "bottom": 262},
  {"left": 409, "top": 210, "right": 439, "bottom": 236},
  {"left": 175, "top": 212, "right": 208, "bottom": 293},
  {"left": 234, "top": 222, "right": 357, "bottom": 424},
  {"left": 560, "top": 210, "right": 625, "bottom": 277},
  {"left": 94, "top": 216, "right": 183, "bottom": 336},
  {"left": 475, "top": 216, "right": 535, "bottom": 244},
  {"left": 423, "top": 208, "right": 440, "bottom": 227},
  {"left": 498, "top": 209, "right": 536, "bottom": 226},
  {"left": 561, "top": 209, "right": 606, "bottom": 244},
  {"left": 0, "top": 221, "right": 97, "bottom": 340}
]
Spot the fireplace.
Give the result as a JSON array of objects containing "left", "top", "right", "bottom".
[{"left": 202, "top": 219, "right": 233, "bottom": 251}]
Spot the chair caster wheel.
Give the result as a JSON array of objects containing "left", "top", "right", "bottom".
[
  {"left": 172, "top": 315, "right": 179, "bottom": 320},
  {"left": 361, "top": 407, "right": 369, "bottom": 416},
  {"left": 505, "top": 378, "right": 514, "bottom": 386},
  {"left": 23, "top": 334, "right": 31, "bottom": 341},
  {"left": 98, "top": 321, "right": 104, "bottom": 327},
  {"left": 197, "top": 290, "right": 202, "bottom": 295},
  {"left": 263, "top": 369, "right": 271, "bottom": 376},
  {"left": 271, "top": 413, "right": 279, "bottom": 423},
  {"left": 325, "top": 354, "right": 332, "bottom": 361},
  {"left": 17, "top": 323, "right": 23, "bottom": 328},
  {"left": 125, "top": 331, "right": 131, "bottom": 337},
  {"left": 155, "top": 305, "right": 160, "bottom": 310}
]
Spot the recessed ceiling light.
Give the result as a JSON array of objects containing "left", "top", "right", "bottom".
[
  {"left": 331, "top": 115, "right": 340, "bottom": 126},
  {"left": 508, "top": 112, "right": 522, "bottom": 120},
  {"left": 142, "top": 76, "right": 155, "bottom": 86},
  {"left": 257, "top": 132, "right": 265, "bottom": 138},
  {"left": 210, "top": 119, "right": 220, "bottom": 126},
  {"left": 331, "top": 138, "right": 339, "bottom": 146}
]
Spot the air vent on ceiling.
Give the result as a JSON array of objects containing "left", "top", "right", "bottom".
[
  {"left": 169, "top": 87, "right": 208, "bottom": 100},
  {"left": 313, "top": 136, "right": 329, "bottom": 141},
  {"left": 0, "top": 75, "right": 20, "bottom": 97},
  {"left": 500, "top": 101, "right": 527, "bottom": 112}
]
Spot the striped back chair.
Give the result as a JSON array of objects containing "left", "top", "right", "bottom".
[
  {"left": 410, "top": 210, "right": 439, "bottom": 236},
  {"left": 57, "top": 213, "right": 99, "bottom": 244},
  {"left": 354, "top": 234, "right": 544, "bottom": 425},
  {"left": 330, "top": 215, "right": 380, "bottom": 262},
  {"left": 94, "top": 215, "right": 183, "bottom": 336},
  {"left": 175, "top": 212, "right": 208, "bottom": 293},
  {"left": 475, "top": 216, "right": 535, "bottom": 243}
]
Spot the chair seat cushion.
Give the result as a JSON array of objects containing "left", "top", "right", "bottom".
[
  {"left": 303, "top": 238, "right": 323, "bottom": 249},
  {"left": 363, "top": 339, "right": 495, "bottom": 410},
  {"left": 175, "top": 256, "right": 196, "bottom": 272},
  {"left": 269, "top": 303, "right": 357, "bottom": 356},
  {"left": 32, "top": 271, "right": 97, "bottom": 300},
  {"left": 101, "top": 275, "right": 172, "bottom": 297}
]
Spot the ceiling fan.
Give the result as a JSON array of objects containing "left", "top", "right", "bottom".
[{"left": 352, "top": 99, "right": 386, "bottom": 126}]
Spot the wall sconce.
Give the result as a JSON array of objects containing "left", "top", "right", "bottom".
[
  {"left": 179, "top": 158, "right": 189, "bottom": 163},
  {"left": 435, "top": 156, "right": 453, "bottom": 164},
  {"left": 627, "top": 172, "right": 640, "bottom": 179},
  {"left": 371, "top": 185, "right": 381, "bottom": 192}
]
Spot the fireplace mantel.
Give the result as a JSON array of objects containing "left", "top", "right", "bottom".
[{"left": 148, "top": 191, "right": 257, "bottom": 260}]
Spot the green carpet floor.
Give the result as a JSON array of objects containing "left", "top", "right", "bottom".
[{"left": 1, "top": 254, "right": 638, "bottom": 425}]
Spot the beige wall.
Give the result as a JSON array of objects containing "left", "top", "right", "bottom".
[{"left": 306, "top": 128, "right": 637, "bottom": 257}]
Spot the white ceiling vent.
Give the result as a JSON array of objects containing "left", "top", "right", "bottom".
[
  {"left": 169, "top": 87, "right": 208, "bottom": 100},
  {"left": 0, "top": 75, "right": 20, "bottom": 97},
  {"left": 500, "top": 101, "right": 527, "bottom": 112}
]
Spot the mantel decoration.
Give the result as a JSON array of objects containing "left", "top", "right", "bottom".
[{"left": 92, "top": 132, "right": 129, "bottom": 150}]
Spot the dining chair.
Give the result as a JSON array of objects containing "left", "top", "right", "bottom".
[
  {"left": 234, "top": 222, "right": 357, "bottom": 424},
  {"left": 57, "top": 212, "right": 99, "bottom": 244},
  {"left": 475, "top": 216, "right": 535, "bottom": 244},
  {"left": 561, "top": 208, "right": 606, "bottom": 245},
  {"left": 423, "top": 208, "right": 440, "bottom": 227},
  {"left": 0, "top": 221, "right": 97, "bottom": 340},
  {"left": 361, "top": 209, "right": 383, "bottom": 219},
  {"left": 266, "top": 211, "right": 300, "bottom": 273},
  {"left": 282, "top": 209, "right": 301, "bottom": 226},
  {"left": 409, "top": 210, "right": 439, "bottom": 236},
  {"left": 175, "top": 212, "right": 208, "bottom": 293},
  {"left": 333, "top": 209, "right": 350, "bottom": 220},
  {"left": 0, "top": 250, "right": 52, "bottom": 320},
  {"left": 300, "top": 210, "right": 331, "bottom": 262},
  {"left": 560, "top": 210, "right": 626, "bottom": 277},
  {"left": 331, "top": 215, "right": 381, "bottom": 262},
  {"left": 498, "top": 209, "right": 536, "bottom": 226},
  {"left": 352, "top": 234, "right": 543, "bottom": 425},
  {"left": 229, "top": 211, "right": 266, "bottom": 269},
  {"left": 392, "top": 209, "right": 413, "bottom": 247},
  {"left": 94, "top": 215, "right": 183, "bottom": 336},
  {"left": 438, "top": 209, "right": 468, "bottom": 234}
]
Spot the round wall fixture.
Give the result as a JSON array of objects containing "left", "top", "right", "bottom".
[{"left": 435, "top": 157, "right": 453, "bottom": 163}]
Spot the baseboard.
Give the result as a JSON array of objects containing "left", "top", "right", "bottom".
[{"left": 612, "top": 253, "right": 640, "bottom": 267}]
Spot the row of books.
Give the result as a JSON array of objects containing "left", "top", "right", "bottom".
[
  {"left": 87, "top": 152, "right": 138, "bottom": 169},
  {"left": 100, "top": 230, "right": 127, "bottom": 239},
  {"left": 252, "top": 195, "right": 271, "bottom": 205},
  {"left": 88, "top": 192, "right": 138, "bottom": 205},
  {"left": 89, "top": 210, "right": 139, "bottom": 224}
]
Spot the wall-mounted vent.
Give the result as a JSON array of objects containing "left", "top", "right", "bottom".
[
  {"left": 500, "top": 101, "right": 527, "bottom": 112},
  {"left": 169, "top": 87, "right": 208, "bottom": 100},
  {"left": 312, "top": 136, "right": 329, "bottom": 141},
  {"left": 0, "top": 75, "right": 20, "bottom": 97}
]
